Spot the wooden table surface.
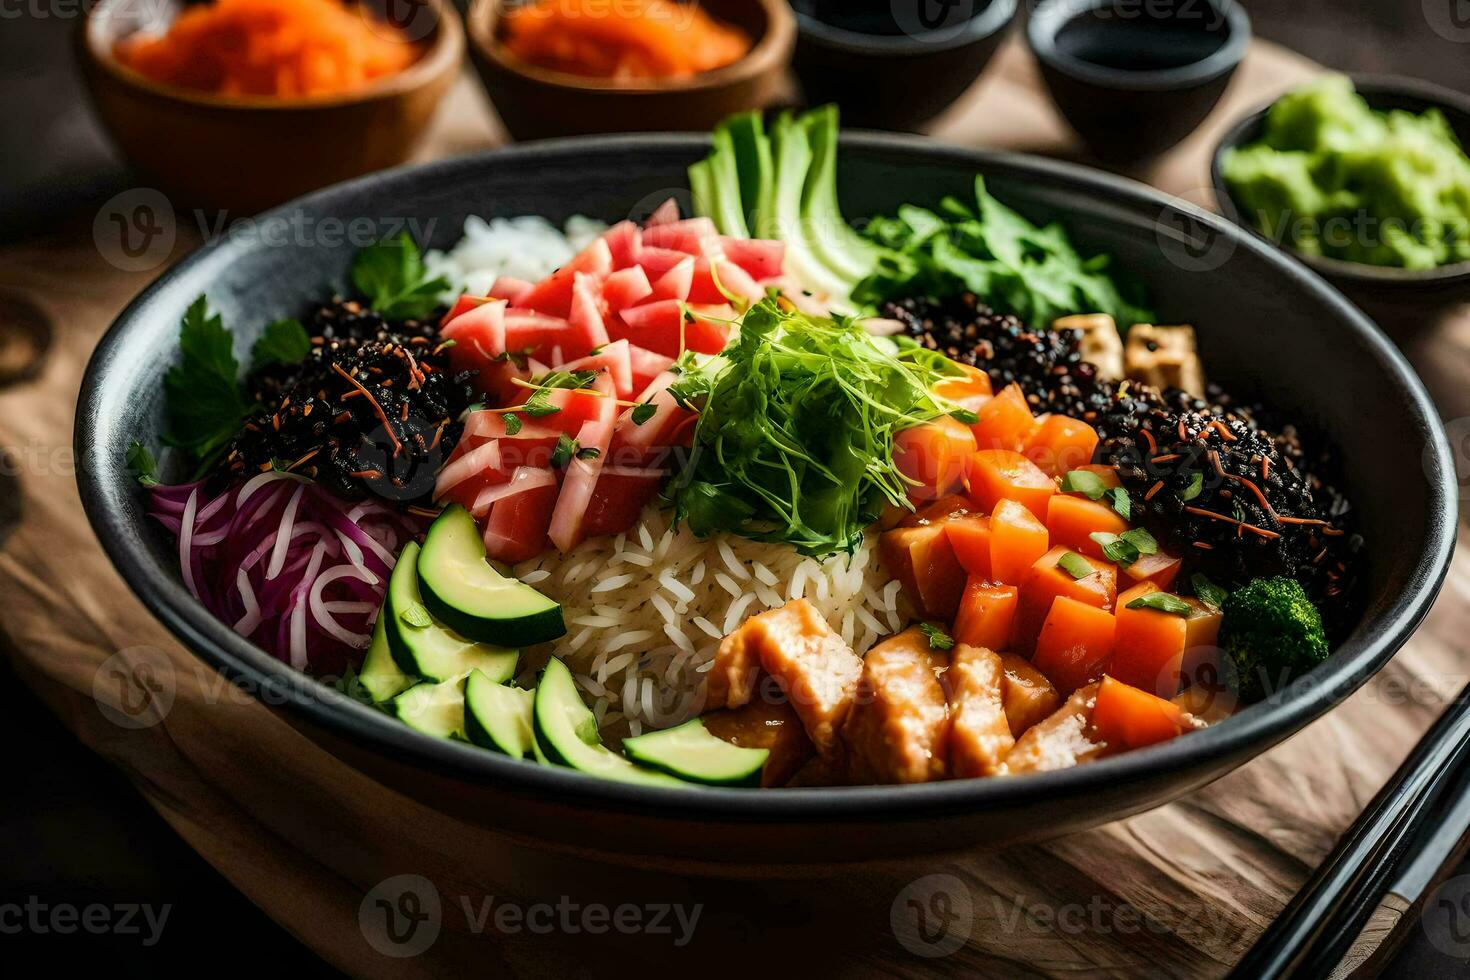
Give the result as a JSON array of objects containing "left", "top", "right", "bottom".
[{"left": 4, "top": 37, "right": 1469, "bottom": 978}]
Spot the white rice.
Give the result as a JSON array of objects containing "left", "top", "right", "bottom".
[
  {"left": 425, "top": 214, "right": 608, "bottom": 301},
  {"left": 513, "top": 506, "right": 903, "bottom": 734}
]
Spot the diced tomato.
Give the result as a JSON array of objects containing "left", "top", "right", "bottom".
[
  {"left": 898, "top": 494, "right": 971, "bottom": 528},
  {"left": 894, "top": 418, "right": 977, "bottom": 502},
  {"left": 1093, "top": 676, "right": 1191, "bottom": 748},
  {"left": 602, "top": 266, "right": 653, "bottom": 313},
  {"left": 1013, "top": 546, "right": 1117, "bottom": 655},
  {"left": 612, "top": 370, "right": 695, "bottom": 460},
  {"left": 441, "top": 293, "right": 495, "bottom": 329},
  {"left": 685, "top": 305, "right": 733, "bottom": 354},
  {"left": 641, "top": 217, "right": 718, "bottom": 254},
  {"left": 441, "top": 297, "right": 506, "bottom": 353},
  {"left": 642, "top": 256, "right": 694, "bottom": 304},
  {"left": 601, "top": 220, "right": 643, "bottom": 269},
  {"left": 646, "top": 198, "right": 680, "bottom": 226},
  {"left": 434, "top": 441, "right": 503, "bottom": 509},
  {"left": 558, "top": 338, "right": 635, "bottom": 400},
  {"left": 488, "top": 277, "right": 533, "bottom": 304},
  {"left": 718, "top": 237, "right": 785, "bottom": 281},
  {"left": 713, "top": 258, "right": 766, "bottom": 304},
  {"left": 953, "top": 577, "right": 1018, "bottom": 650},
  {"left": 967, "top": 449, "right": 1056, "bottom": 519},
  {"left": 1032, "top": 597, "right": 1116, "bottom": 695},
  {"left": 945, "top": 514, "right": 993, "bottom": 577},
  {"left": 1025, "top": 415, "right": 1099, "bottom": 478},
  {"left": 514, "top": 237, "right": 614, "bottom": 318},
  {"left": 627, "top": 344, "right": 674, "bottom": 395},
  {"left": 1045, "top": 494, "right": 1130, "bottom": 559},
  {"left": 972, "top": 383, "right": 1037, "bottom": 451},
  {"left": 618, "top": 300, "right": 731, "bottom": 357},
  {"left": 879, "top": 522, "right": 967, "bottom": 620},
  {"left": 584, "top": 465, "right": 665, "bottom": 538},
  {"left": 635, "top": 246, "right": 695, "bottom": 279},
  {"left": 990, "top": 498, "right": 1050, "bottom": 585},
  {"left": 503, "top": 310, "right": 573, "bottom": 363},
  {"left": 483, "top": 471, "right": 560, "bottom": 565},
  {"left": 689, "top": 257, "right": 763, "bottom": 305},
  {"left": 547, "top": 377, "right": 620, "bottom": 552}
]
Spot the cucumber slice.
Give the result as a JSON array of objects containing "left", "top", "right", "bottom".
[
  {"left": 622, "top": 718, "right": 769, "bottom": 787},
  {"left": 417, "top": 505, "right": 565, "bottom": 647},
  {"left": 359, "top": 611, "right": 412, "bottom": 703},
  {"left": 724, "top": 111, "right": 775, "bottom": 235},
  {"left": 769, "top": 113, "right": 857, "bottom": 303},
  {"left": 464, "top": 670, "right": 535, "bottom": 758},
  {"left": 387, "top": 539, "right": 519, "bottom": 684},
  {"left": 391, "top": 677, "right": 466, "bottom": 739},
  {"left": 800, "top": 105, "right": 881, "bottom": 283},
  {"left": 532, "top": 658, "right": 686, "bottom": 787}
]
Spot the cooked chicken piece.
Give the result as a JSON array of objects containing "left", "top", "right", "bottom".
[
  {"left": 1171, "top": 686, "right": 1233, "bottom": 726},
  {"left": 997, "top": 651, "right": 1062, "bottom": 737},
  {"left": 946, "top": 645, "right": 1015, "bottom": 778},
  {"left": 843, "top": 627, "right": 951, "bottom": 784},
  {"left": 706, "top": 599, "right": 863, "bottom": 754},
  {"left": 1004, "top": 681, "right": 1116, "bottom": 773},
  {"left": 703, "top": 698, "right": 815, "bottom": 788},
  {"left": 1124, "top": 323, "right": 1206, "bottom": 398},
  {"left": 1054, "top": 313, "right": 1125, "bottom": 380}
]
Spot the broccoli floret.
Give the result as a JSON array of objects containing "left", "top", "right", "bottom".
[{"left": 1219, "top": 576, "right": 1329, "bottom": 702}]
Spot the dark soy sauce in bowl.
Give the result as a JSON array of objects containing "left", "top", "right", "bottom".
[{"left": 1053, "top": 3, "right": 1233, "bottom": 74}]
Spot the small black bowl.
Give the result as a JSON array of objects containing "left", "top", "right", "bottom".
[
  {"left": 790, "top": 0, "right": 1017, "bottom": 131},
  {"left": 1211, "top": 74, "right": 1470, "bottom": 335},
  {"left": 1028, "top": 0, "right": 1250, "bottom": 163}
]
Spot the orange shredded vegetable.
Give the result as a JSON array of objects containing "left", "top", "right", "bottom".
[
  {"left": 501, "top": 0, "right": 751, "bottom": 80},
  {"left": 114, "top": 0, "right": 420, "bottom": 98}
]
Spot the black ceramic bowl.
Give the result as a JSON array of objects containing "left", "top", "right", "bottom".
[
  {"left": 76, "top": 135, "right": 1455, "bottom": 873},
  {"left": 1211, "top": 74, "right": 1470, "bottom": 334},
  {"left": 1028, "top": 0, "right": 1250, "bottom": 162},
  {"left": 790, "top": 0, "right": 1017, "bottom": 131}
]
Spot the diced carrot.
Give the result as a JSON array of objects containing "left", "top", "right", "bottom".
[
  {"left": 953, "top": 578, "right": 1018, "bottom": 650},
  {"left": 1073, "top": 464, "right": 1122, "bottom": 489},
  {"left": 1093, "top": 675, "right": 1191, "bottom": 748},
  {"left": 894, "top": 418, "right": 978, "bottom": 502},
  {"left": 898, "top": 494, "right": 972, "bottom": 528},
  {"left": 1110, "top": 582, "right": 1187, "bottom": 697},
  {"left": 1025, "top": 415, "right": 1099, "bottom": 478},
  {"left": 1032, "top": 597, "right": 1116, "bottom": 695},
  {"left": 989, "top": 498, "right": 1050, "bottom": 585},
  {"left": 971, "top": 383, "right": 1037, "bottom": 451},
  {"left": 966, "top": 449, "right": 1056, "bottom": 519},
  {"left": 879, "top": 522, "right": 967, "bottom": 619},
  {"left": 1013, "top": 546, "right": 1117, "bottom": 655},
  {"left": 945, "top": 514, "right": 993, "bottom": 576},
  {"left": 1121, "top": 550, "right": 1184, "bottom": 591},
  {"left": 1183, "top": 597, "right": 1223, "bottom": 651},
  {"left": 934, "top": 365, "right": 993, "bottom": 414},
  {"left": 1046, "top": 494, "right": 1130, "bottom": 559}
]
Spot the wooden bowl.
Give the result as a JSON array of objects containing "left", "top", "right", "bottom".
[
  {"left": 466, "top": 0, "right": 795, "bottom": 141},
  {"left": 79, "top": 0, "right": 464, "bottom": 214}
]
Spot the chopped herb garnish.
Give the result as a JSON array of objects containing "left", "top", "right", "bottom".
[
  {"left": 1120, "top": 527, "right": 1158, "bottom": 555},
  {"left": 1057, "top": 551, "right": 1095, "bottom": 579},
  {"left": 1192, "top": 573, "right": 1229, "bottom": 610},
  {"left": 350, "top": 233, "right": 448, "bottom": 320},
  {"left": 1090, "top": 532, "right": 1138, "bottom": 567},
  {"left": 551, "top": 433, "right": 579, "bottom": 468},
  {"left": 162, "top": 296, "right": 255, "bottom": 476},
  {"left": 949, "top": 408, "right": 979, "bottom": 425},
  {"left": 400, "top": 602, "right": 434, "bottom": 629},
  {"left": 1126, "top": 592, "right": 1193, "bottom": 616},
  {"left": 523, "top": 369, "right": 600, "bottom": 417},
  {"left": 576, "top": 447, "right": 601, "bottom": 461},
  {"left": 125, "top": 440, "right": 159, "bottom": 487},
  {"left": 1180, "top": 471, "right": 1204, "bottom": 502},
  {"left": 1107, "top": 486, "right": 1132, "bottom": 521},
  {"left": 250, "top": 317, "right": 312, "bottom": 369},
  {"left": 502, "top": 413, "right": 523, "bottom": 435},
  {"left": 919, "top": 622, "right": 955, "bottom": 651},
  {"left": 1060, "top": 469, "right": 1107, "bottom": 500},
  {"left": 631, "top": 402, "right": 658, "bottom": 426}
]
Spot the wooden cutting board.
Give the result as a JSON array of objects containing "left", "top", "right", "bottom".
[{"left": 3, "top": 38, "right": 1467, "bottom": 977}]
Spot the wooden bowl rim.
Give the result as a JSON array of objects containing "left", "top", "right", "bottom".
[
  {"left": 81, "top": 0, "right": 465, "bottom": 111},
  {"left": 466, "top": 0, "right": 795, "bottom": 94}
]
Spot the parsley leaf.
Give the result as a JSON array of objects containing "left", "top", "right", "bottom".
[
  {"left": 251, "top": 318, "right": 312, "bottom": 369},
  {"left": 1060, "top": 469, "right": 1107, "bottom": 500},
  {"left": 125, "top": 440, "right": 159, "bottom": 487},
  {"left": 502, "top": 413, "right": 523, "bottom": 435},
  {"left": 1126, "top": 592, "right": 1193, "bottom": 616},
  {"left": 1057, "top": 551, "right": 1095, "bottom": 579},
  {"left": 631, "top": 402, "right": 658, "bottom": 426},
  {"left": 162, "top": 296, "right": 254, "bottom": 474},
  {"left": 919, "top": 622, "right": 955, "bottom": 651},
  {"left": 350, "top": 233, "right": 448, "bottom": 321},
  {"left": 1192, "top": 573, "right": 1229, "bottom": 610},
  {"left": 551, "top": 434, "right": 578, "bottom": 468}
]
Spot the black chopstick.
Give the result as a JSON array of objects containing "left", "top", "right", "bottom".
[{"left": 1227, "top": 679, "right": 1470, "bottom": 979}]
